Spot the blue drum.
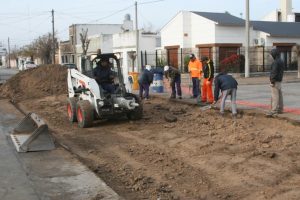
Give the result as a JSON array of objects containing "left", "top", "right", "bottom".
[{"left": 151, "top": 73, "right": 164, "bottom": 93}]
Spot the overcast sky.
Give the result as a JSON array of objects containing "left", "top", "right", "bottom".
[{"left": 0, "top": 0, "right": 299, "bottom": 48}]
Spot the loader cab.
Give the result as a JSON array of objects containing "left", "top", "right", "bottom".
[{"left": 80, "top": 53, "right": 126, "bottom": 95}]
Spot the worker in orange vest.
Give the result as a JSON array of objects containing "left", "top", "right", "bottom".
[
  {"left": 201, "top": 56, "right": 214, "bottom": 104},
  {"left": 188, "top": 54, "right": 202, "bottom": 98}
]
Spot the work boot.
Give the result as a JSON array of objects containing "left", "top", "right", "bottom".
[
  {"left": 232, "top": 113, "right": 237, "bottom": 119},
  {"left": 265, "top": 111, "right": 278, "bottom": 117},
  {"left": 178, "top": 96, "right": 182, "bottom": 99}
]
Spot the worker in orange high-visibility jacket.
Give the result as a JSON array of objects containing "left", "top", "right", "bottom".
[
  {"left": 188, "top": 54, "right": 202, "bottom": 98},
  {"left": 201, "top": 56, "right": 214, "bottom": 104}
]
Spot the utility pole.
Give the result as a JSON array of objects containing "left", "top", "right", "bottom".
[
  {"left": 135, "top": 1, "right": 140, "bottom": 72},
  {"left": 245, "top": 0, "right": 250, "bottom": 77},
  {"left": 52, "top": 9, "right": 56, "bottom": 64},
  {"left": 7, "top": 37, "right": 11, "bottom": 68}
]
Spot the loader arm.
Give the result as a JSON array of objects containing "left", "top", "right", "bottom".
[{"left": 67, "top": 68, "right": 102, "bottom": 112}]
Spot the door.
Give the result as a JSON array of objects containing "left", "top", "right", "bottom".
[
  {"left": 199, "top": 47, "right": 212, "bottom": 60},
  {"left": 277, "top": 46, "right": 292, "bottom": 70},
  {"left": 167, "top": 48, "right": 179, "bottom": 68}
]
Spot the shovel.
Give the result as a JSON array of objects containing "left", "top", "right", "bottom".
[{"left": 200, "top": 104, "right": 212, "bottom": 111}]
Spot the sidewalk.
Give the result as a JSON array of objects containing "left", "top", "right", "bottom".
[
  {"left": 148, "top": 91, "right": 300, "bottom": 124},
  {"left": 0, "top": 99, "right": 120, "bottom": 200}
]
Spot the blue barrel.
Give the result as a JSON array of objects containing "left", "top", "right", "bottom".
[{"left": 151, "top": 73, "right": 164, "bottom": 93}]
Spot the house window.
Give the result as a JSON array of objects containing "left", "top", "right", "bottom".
[
  {"left": 61, "top": 56, "right": 64, "bottom": 63},
  {"left": 65, "top": 56, "right": 68, "bottom": 63},
  {"left": 277, "top": 46, "right": 294, "bottom": 70},
  {"left": 72, "top": 55, "right": 75, "bottom": 64}
]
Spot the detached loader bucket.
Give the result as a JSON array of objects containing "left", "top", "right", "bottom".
[{"left": 10, "top": 113, "right": 55, "bottom": 152}]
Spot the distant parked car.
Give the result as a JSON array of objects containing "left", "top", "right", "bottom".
[
  {"left": 62, "top": 63, "right": 77, "bottom": 69},
  {"left": 24, "top": 61, "right": 37, "bottom": 69}
]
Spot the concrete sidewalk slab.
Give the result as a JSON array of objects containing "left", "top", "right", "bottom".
[{"left": 0, "top": 100, "right": 121, "bottom": 200}]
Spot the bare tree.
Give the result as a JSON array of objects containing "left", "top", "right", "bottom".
[
  {"left": 19, "top": 32, "right": 57, "bottom": 64},
  {"left": 80, "top": 28, "right": 90, "bottom": 56},
  {"left": 21, "top": 44, "right": 36, "bottom": 61}
]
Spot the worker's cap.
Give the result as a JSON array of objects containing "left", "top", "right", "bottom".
[
  {"left": 189, "top": 54, "right": 195, "bottom": 59},
  {"left": 164, "top": 65, "right": 169, "bottom": 72},
  {"left": 145, "top": 65, "right": 151, "bottom": 71}
]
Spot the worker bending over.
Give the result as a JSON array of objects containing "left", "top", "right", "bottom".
[
  {"left": 213, "top": 72, "right": 238, "bottom": 117},
  {"left": 164, "top": 65, "right": 182, "bottom": 99}
]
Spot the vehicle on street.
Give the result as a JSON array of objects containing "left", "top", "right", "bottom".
[
  {"left": 62, "top": 63, "right": 77, "bottom": 69},
  {"left": 24, "top": 61, "right": 37, "bottom": 69}
]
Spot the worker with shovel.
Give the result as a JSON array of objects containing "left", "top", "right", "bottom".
[
  {"left": 188, "top": 54, "right": 202, "bottom": 99},
  {"left": 212, "top": 72, "right": 238, "bottom": 117},
  {"left": 164, "top": 65, "right": 182, "bottom": 99}
]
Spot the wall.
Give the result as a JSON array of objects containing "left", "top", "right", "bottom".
[
  {"left": 161, "top": 12, "right": 184, "bottom": 48},
  {"left": 215, "top": 25, "right": 247, "bottom": 45},
  {"left": 262, "top": 11, "right": 279, "bottom": 22},
  {"left": 190, "top": 13, "right": 216, "bottom": 46},
  {"left": 113, "top": 31, "right": 160, "bottom": 91}
]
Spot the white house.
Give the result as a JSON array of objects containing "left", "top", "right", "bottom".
[
  {"left": 59, "top": 14, "right": 133, "bottom": 65},
  {"left": 262, "top": 0, "right": 300, "bottom": 22},
  {"left": 113, "top": 30, "right": 160, "bottom": 90},
  {"left": 160, "top": 9, "right": 300, "bottom": 72}
]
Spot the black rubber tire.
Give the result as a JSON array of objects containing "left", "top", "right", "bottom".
[
  {"left": 126, "top": 93, "right": 143, "bottom": 120},
  {"left": 76, "top": 100, "right": 94, "bottom": 128},
  {"left": 67, "top": 97, "right": 78, "bottom": 122}
]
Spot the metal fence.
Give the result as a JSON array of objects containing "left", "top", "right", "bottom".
[{"left": 140, "top": 47, "right": 298, "bottom": 74}]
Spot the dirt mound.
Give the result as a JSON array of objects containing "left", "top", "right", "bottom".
[{"left": 0, "top": 65, "right": 67, "bottom": 102}]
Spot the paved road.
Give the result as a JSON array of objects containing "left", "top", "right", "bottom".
[
  {"left": 0, "top": 100, "right": 120, "bottom": 200},
  {"left": 237, "top": 82, "right": 300, "bottom": 114},
  {"left": 0, "top": 67, "right": 18, "bottom": 84}
]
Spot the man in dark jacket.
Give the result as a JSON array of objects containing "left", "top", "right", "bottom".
[
  {"left": 267, "top": 48, "right": 284, "bottom": 116},
  {"left": 138, "top": 65, "right": 154, "bottom": 100},
  {"left": 201, "top": 56, "right": 214, "bottom": 103},
  {"left": 213, "top": 72, "right": 238, "bottom": 116},
  {"left": 93, "top": 58, "right": 115, "bottom": 93},
  {"left": 164, "top": 65, "right": 182, "bottom": 99}
]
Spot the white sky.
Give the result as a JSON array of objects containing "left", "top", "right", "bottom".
[{"left": 0, "top": 0, "right": 299, "bottom": 48}]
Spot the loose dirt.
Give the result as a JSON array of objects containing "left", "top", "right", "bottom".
[
  {"left": 3, "top": 66, "right": 300, "bottom": 199},
  {"left": 0, "top": 65, "right": 67, "bottom": 102},
  {"left": 20, "top": 95, "right": 300, "bottom": 200}
]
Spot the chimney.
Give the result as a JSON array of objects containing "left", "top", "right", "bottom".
[{"left": 280, "top": 0, "right": 292, "bottom": 22}]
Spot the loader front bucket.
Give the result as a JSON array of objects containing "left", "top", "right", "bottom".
[{"left": 10, "top": 113, "right": 55, "bottom": 153}]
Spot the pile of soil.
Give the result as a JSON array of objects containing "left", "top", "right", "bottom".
[{"left": 0, "top": 65, "right": 67, "bottom": 102}]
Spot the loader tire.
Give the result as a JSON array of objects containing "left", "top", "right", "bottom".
[
  {"left": 126, "top": 93, "right": 143, "bottom": 120},
  {"left": 67, "top": 97, "right": 78, "bottom": 122},
  {"left": 76, "top": 100, "right": 94, "bottom": 128}
]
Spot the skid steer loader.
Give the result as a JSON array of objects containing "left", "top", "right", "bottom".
[{"left": 67, "top": 53, "right": 143, "bottom": 128}]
